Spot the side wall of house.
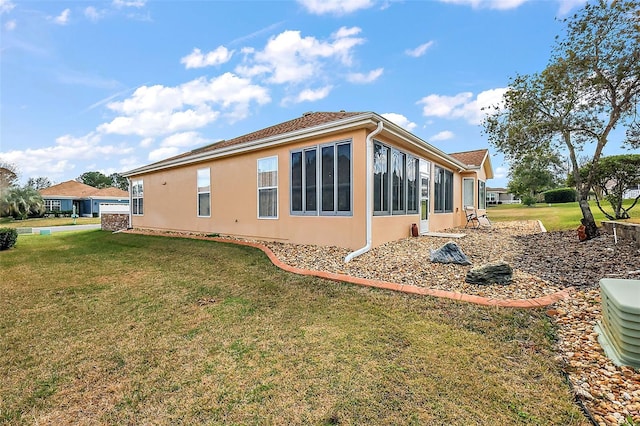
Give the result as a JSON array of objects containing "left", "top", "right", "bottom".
[
  {"left": 130, "top": 127, "right": 489, "bottom": 249},
  {"left": 131, "top": 129, "right": 369, "bottom": 250}
]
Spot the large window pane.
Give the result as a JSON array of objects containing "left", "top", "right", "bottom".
[
  {"left": 198, "top": 193, "right": 210, "bottom": 216},
  {"left": 305, "top": 149, "right": 317, "bottom": 212},
  {"left": 407, "top": 156, "right": 418, "bottom": 213},
  {"left": 337, "top": 143, "right": 351, "bottom": 212},
  {"left": 478, "top": 181, "right": 486, "bottom": 209},
  {"left": 197, "top": 168, "right": 210, "bottom": 217},
  {"left": 258, "top": 156, "right": 277, "bottom": 218},
  {"left": 291, "top": 151, "right": 302, "bottom": 212},
  {"left": 291, "top": 142, "right": 352, "bottom": 215},
  {"left": 463, "top": 178, "right": 474, "bottom": 208},
  {"left": 321, "top": 145, "right": 335, "bottom": 212},
  {"left": 373, "top": 142, "right": 389, "bottom": 214},
  {"left": 444, "top": 170, "right": 453, "bottom": 212},
  {"left": 434, "top": 167, "right": 443, "bottom": 212},
  {"left": 392, "top": 149, "right": 405, "bottom": 213},
  {"left": 259, "top": 188, "right": 277, "bottom": 218}
]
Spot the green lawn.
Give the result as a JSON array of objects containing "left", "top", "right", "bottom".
[
  {"left": 0, "top": 230, "right": 586, "bottom": 425},
  {"left": 487, "top": 199, "right": 640, "bottom": 231},
  {"left": 0, "top": 216, "right": 101, "bottom": 228}
]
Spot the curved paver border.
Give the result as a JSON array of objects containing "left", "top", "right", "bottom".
[{"left": 124, "top": 230, "right": 572, "bottom": 308}]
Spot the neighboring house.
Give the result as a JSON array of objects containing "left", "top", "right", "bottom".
[
  {"left": 122, "top": 111, "right": 493, "bottom": 251},
  {"left": 39, "top": 180, "right": 129, "bottom": 217},
  {"left": 623, "top": 184, "right": 640, "bottom": 200},
  {"left": 486, "top": 187, "right": 521, "bottom": 205}
]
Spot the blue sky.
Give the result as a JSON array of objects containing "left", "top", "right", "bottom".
[{"left": 1, "top": 0, "right": 602, "bottom": 188}]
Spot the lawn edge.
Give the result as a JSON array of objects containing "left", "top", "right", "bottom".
[{"left": 123, "top": 230, "right": 573, "bottom": 308}]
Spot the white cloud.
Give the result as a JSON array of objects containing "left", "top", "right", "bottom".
[
  {"left": 430, "top": 130, "right": 455, "bottom": 141},
  {"left": 382, "top": 113, "right": 417, "bottom": 131},
  {"left": 494, "top": 166, "right": 507, "bottom": 179},
  {"left": 98, "top": 73, "right": 271, "bottom": 137},
  {"left": 53, "top": 8, "right": 70, "bottom": 25},
  {"left": 112, "top": 0, "right": 146, "bottom": 8},
  {"left": 236, "top": 27, "right": 365, "bottom": 85},
  {"left": 148, "top": 147, "right": 180, "bottom": 162},
  {"left": 139, "top": 137, "right": 154, "bottom": 148},
  {"left": 405, "top": 41, "right": 434, "bottom": 58},
  {"left": 84, "top": 6, "right": 104, "bottom": 22},
  {"left": 181, "top": 46, "right": 234, "bottom": 69},
  {"left": 297, "top": 0, "right": 374, "bottom": 15},
  {"left": 417, "top": 88, "right": 507, "bottom": 125},
  {"left": 437, "top": 0, "right": 528, "bottom": 10},
  {"left": 347, "top": 68, "right": 383, "bottom": 84},
  {"left": 557, "top": 0, "right": 586, "bottom": 16},
  {"left": 0, "top": 0, "right": 15, "bottom": 14},
  {"left": 160, "top": 131, "right": 208, "bottom": 148},
  {"left": 4, "top": 19, "right": 16, "bottom": 30},
  {"left": 284, "top": 86, "right": 333, "bottom": 104},
  {"left": 0, "top": 132, "right": 133, "bottom": 178}
]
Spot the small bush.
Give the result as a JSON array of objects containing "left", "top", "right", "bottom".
[
  {"left": 543, "top": 188, "right": 577, "bottom": 204},
  {"left": 0, "top": 227, "right": 18, "bottom": 251},
  {"left": 521, "top": 195, "right": 537, "bottom": 206}
]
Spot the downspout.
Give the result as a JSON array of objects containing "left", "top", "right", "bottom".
[
  {"left": 345, "top": 120, "right": 384, "bottom": 263},
  {"left": 127, "top": 177, "right": 132, "bottom": 229}
]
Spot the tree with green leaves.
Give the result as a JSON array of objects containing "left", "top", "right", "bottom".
[
  {"left": 0, "top": 186, "right": 45, "bottom": 219},
  {"left": 572, "top": 154, "right": 640, "bottom": 220},
  {"left": 26, "top": 177, "right": 52, "bottom": 190},
  {"left": 77, "top": 171, "right": 113, "bottom": 189},
  {"left": 110, "top": 173, "right": 129, "bottom": 191},
  {"left": 0, "top": 161, "right": 20, "bottom": 193},
  {"left": 483, "top": 0, "right": 640, "bottom": 240},
  {"left": 507, "top": 151, "right": 564, "bottom": 205}
]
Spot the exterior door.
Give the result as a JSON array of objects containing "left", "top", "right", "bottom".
[{"left": 419, "top": 160, "right": 430, "bottom": 234}]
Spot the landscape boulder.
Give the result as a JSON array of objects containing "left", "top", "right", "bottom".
[
  {"left": 429, "top": 242, "right": 472, "bottom": 265},
  {"left": 465, "top": 261, "right": 513, "bottom": 285}
]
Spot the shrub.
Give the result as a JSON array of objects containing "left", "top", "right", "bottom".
[
  {"left": 521, "top": 195, "right": 537, "bottom": 206},
  {"left": 0, "top": 227, "right": 18, "bottom": 251},
  {"left": 543, "top": 188, "right": 577, "bottom": 204}
]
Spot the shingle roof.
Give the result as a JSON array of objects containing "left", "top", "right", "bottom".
[
  {"left": 152, "top": 111, "right": 366, "bottom": 166},
  {"left": 39, "top": 180, "right": 128, "bottom": 198},
  {"left": 448, "top": 149, "right": 488, "bottom": 167}
]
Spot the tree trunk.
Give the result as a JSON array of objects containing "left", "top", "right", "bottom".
[{"left": 578, "top": 198, "right": 599, "bottom": 240}]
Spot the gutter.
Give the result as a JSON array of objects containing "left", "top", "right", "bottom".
[{"left": 344, "top": 120, "right": 384, "bottom": 263}]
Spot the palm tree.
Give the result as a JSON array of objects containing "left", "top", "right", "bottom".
[{"left": 0, "top": 186, "right": 45, "bottom": 219}]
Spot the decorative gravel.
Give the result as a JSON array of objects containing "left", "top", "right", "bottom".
[{"left": 264, "top": 221, "right": 562, "bottom": 300}]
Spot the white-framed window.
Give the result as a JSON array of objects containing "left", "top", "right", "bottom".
[
  {"left": 291, "top": 140, "right": 352, "bottom": 216},
  {"left": 45, "top": 200, "right": 61, "bottom": 211},
  {"left": 373, "top": 141, "right": 419, "bottom": 215},
  {"left": 197, "top": 168, "right": 211, "bottom": 217},
  {"left": 131, "top": 180, "right": 144, "bottom": 215},
  {"left": 463, "top": 178, "right": 475, "bottom": 208},
  {"left": 434, "top": 166, "right": 453, "bottom": 213},
  {"left": 258, "top": 156, "right": 278, "bottom": 219},
  {"left": 478, "top": 180, "right": 486, "bottom": 209}
]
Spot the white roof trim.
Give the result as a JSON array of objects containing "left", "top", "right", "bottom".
[{"left": 122, "top": 112, "right": 468, "bottom": 177}]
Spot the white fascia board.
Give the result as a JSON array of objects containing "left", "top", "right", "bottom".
[
  {"left": 122, "top": 114, "right": 380, "bottom": 177},
  {"left": 379, "top": 123, "right": 468, "bottom": 170},
  {"left": 122, "top": 112, "right": 470, "bottom": 177}
]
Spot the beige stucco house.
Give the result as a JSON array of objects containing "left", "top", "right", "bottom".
[{"left": 122, "top": 111, "right": 493, "bottom": 256}]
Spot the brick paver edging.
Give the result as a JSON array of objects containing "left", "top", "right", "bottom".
[{"left": 123, "top": 230, "right": 573, "bottom": 308}]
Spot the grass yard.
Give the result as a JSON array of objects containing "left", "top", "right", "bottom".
[
  {"left": 488, "top": 199, "right": 640, "bottom": 231},
  {"left": 0, "top": 231, "right": 587, "bottom": 425},
  {"left": 0, "top": 216, "right": 101, "bottom": 228}
]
